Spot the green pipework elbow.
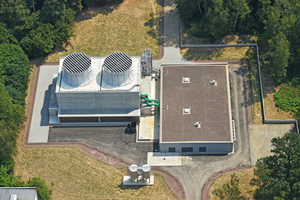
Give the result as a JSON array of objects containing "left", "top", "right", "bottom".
[{"left": 141, "top": 93, "right": 160, "bottom": 117}]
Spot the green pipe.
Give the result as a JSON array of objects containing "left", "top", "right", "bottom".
[
  {"left": 141, "top": 93, "right": 159, "bottom": 103},
  {"left": 141, "top": 93, "right": 160, "bottom": 117}
]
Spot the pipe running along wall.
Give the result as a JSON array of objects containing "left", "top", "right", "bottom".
[{"left": 141, "top": 93, "right": 160, "bottom": 117}]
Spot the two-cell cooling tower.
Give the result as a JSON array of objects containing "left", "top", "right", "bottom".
[
  {"left": 62, "top": 52, "right": 134, "bottom": 87},
  {"left": 49, "top": 52, "right": 141, "bottom": 125}
]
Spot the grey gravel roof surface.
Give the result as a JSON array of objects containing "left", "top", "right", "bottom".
[{"left": 161, "top": 65, "right": 231, "bottom": 142}]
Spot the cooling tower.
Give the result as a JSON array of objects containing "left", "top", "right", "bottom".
[
  {"left": 103, "top": 52, "right": 134, "bottom": 86},
  {"left": 62, "top": 52, "right": 95, "bottom": 86}
]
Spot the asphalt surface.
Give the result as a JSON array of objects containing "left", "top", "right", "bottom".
[{"left": 48, "top": 126, "right": 158, "bottom": 164}]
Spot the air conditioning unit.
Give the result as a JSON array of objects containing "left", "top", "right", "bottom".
[{"left": 194, "top": 121, "right": 201, "bottom": 128}]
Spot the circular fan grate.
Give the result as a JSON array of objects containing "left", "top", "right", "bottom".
[
  {"left": 63, "top": 52, "right": 91, "bottom": 73},
  {"left": 104, "top": 52, "right": 132, "bottom": 73}
]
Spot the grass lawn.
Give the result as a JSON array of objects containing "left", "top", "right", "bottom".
[
  {"left": 13, "top": 67, "right": 177, "bottom": 199},
  {"left": 46, "top": 0, "right": 160, "bottom": 61},
  {"left": 209, "top": 168, "right": 257, "bottom": 200},
  {"left": 14, "top": 146, "right": 177, "bottom": 200}
]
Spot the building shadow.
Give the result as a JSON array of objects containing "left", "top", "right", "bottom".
[
  {"left": 118, "top": 183, "right": 146, "bottom": 190},
  {"left": 40, "top": 84, "right": 51, "bottom": 126}
]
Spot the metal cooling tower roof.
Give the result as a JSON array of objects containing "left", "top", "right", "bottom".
[
  {"left": 103, "top": 52, "right": 134, "bottom": 86},
  {"left": 104, "top": 52, "right": 132, "bottom": 73},
  {"left": 63, "top": 52, "right": 91, "bottom": 73},
  {"left": 62, "top": 52, "right": 94, "bottom": 87}
]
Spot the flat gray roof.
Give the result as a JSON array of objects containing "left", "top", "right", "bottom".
[
  {"left": 0, "top": 187, "right": 37, "bottom": 200},
  {"left": 160, "top": 65, "right": 232, "bottom": 143}
]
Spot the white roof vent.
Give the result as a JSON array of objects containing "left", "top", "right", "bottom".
[
  {"left": 210, "top": 80, "right": 217, "bottom": 86},
  {"left": 194, "top": 121, "right": 201, "bottom": 128},
  {"left": 62, "top": 52, "right": 95, "bottom": 87},
  {"left": 103, "top": 52, "right": 134, "bottom": 86},
  {"left": 183, "top": 108, "right": 191, "bottom": 115},
  {"left": 182, "top": 77, "right": 190, "bottom": 83},
  {"left": 10, "top": 194, "right": 17, "bottom": 200}
]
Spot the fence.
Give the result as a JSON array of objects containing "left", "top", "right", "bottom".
[{"left": 179, "top": 20, "right": 299, "bottom": 134}]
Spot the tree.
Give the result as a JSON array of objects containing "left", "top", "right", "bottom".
[
  {"left": 0, "top": 43, "right": 31, "bottom": 106},
  {"left": 0, "top": 83, "right": 25, "bottom": 165},
  {"left": 176, "top": 0, "right": 251, "bottom": 38},
  {"left": 66, "top": 0, "right": 82, "bottom": 12},
  {"left": 40, "top": 0, "right": 67, "bottom": 24},
  {"left": 0, "top": 0, "right": 30, "bottom": 32},
  {"left": 212, "top": 173, "right": 245, "bottom": 200},
  {"left": 27, "top": 177, "right": 52, "bottom": 200},
  {"left": 0, "top": 25, "right": 18, "bottom": 45},
  {"left": 53, "top": 8, "right": 75, "bottom": 46},
  {"left": 268, "top": 31, "right": 290, "bottom": 83},
  {"left": 20, "top": 22, "right": 55, "bottom": 58},
  {"left": 251, "top": 132, "right": 300, "bottom": 199},
  {"left": 0, "top": 164, "right": 26, "bottom": 187},
  {"left": 0, "top": 165, "right": 52, "bottom": 200}
]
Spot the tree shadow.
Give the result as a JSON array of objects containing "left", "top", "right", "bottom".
[
  {"left": 143, "top": 2, "right": 161, "bottom": 45},
  {"left": 30, "top": 56, "right": 47, "bottom": 67},
  {"left": 74, "top": 4, "right": 120, "bottom": 22}
]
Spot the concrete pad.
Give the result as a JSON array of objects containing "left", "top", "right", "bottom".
[
  {"left": 139, "top": 116, "right": 154, "bottom": 140},
  {"left": 28, "top": 65, "right": 59, "bottom": 143},
  {"left": 139, "top": 75, "right": 160, "bottom": 141},
  {"left": 249, "top": 125, "right": 293, "bottom": 165},
  {"left": 123, "top": 176, "right": 154, "bottom": 186},
  {"left": 147, "top": 152, "right": 182, "bottom": 166}
]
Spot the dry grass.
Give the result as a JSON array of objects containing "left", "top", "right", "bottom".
[
  {"left": 246, "top": 48, "right": 263, "bottom": 124},
  {"left": 249, "top": 56, "right": 294, "bottom": 123},
  {"left": 209, "top": 168, "right": 257, "bottom": 200},
  {"left": 260, "top": 65, "right": 294, "bottom": 120},
  {"left": 180, "top": 34, "right": 257, "bottom": 60},
  {"left": 46, "top": 0, "right": 160, "bottom": 61},
  {"left": 14, "top": 146, "right": 177, "bottom": 200}
]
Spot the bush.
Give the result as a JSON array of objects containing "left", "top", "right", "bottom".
[
  {"left": 27, "top": 177, "right": 52, "bottom": 200},
  {"left": 274, "top": 84, "right": 300, "bottom": 118}
]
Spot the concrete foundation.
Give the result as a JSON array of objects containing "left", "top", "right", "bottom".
[{"left": 123, "top": 176, "right": 154, "bottom": 186}]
